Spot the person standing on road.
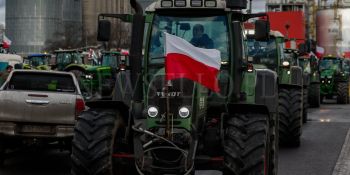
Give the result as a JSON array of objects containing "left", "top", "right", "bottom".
[{"left": 0, "top": 65, "right": 13, "bottom": 86}]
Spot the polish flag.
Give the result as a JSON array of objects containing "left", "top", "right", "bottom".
[
  {"left": 316, "top": 46, "right": 324, "bottom": 58},
  {"left": 2, "top": 35, "right": 12, "bottom": 49},
  {"left": 165, "top": 32, "right": 221, "bottom": 92}
]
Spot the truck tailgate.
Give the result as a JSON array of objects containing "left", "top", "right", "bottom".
[{"left": 0, "top": 91, "right": 76, "bottom": 125}]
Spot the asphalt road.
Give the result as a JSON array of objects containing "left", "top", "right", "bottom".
[
  {"left": 279, "top": 100, "right": 350, "bottom": 175},
  {"left": 1, "top": 101, "right": 350, "bottom": 175}
]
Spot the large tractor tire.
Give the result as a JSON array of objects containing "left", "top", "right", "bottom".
[
  {"left": 308, "top": 83, "right": 320, "bottom": 108},
  {"left": 279, "top": 88, "right": 302, "bottom": 147},
  {"left": 0, "top": 142, "right": 4, "bottom": 166},
  {"left": 223, "top": 113, "right": 275, "bottom": 175},
  {"left": 302, "top": 88, "right": 308, "bottom": 123},
  {"left": 71, "top": 108, "right": 136, "bottom": 175},
  {"left": 337, "top": 82, "right": 349, "bottom": 104}
]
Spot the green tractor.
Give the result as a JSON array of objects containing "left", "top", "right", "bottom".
[
  {"left": 298, "top": 53, "right": 321, "bottom": 110},
  {"left": 23, "top": 53, "right": 51, "bottom": 70},
  {"left": 53, "top": 49, "right": 115, "bottom": 100},
  {"left": 71, "top": 0, "right": 279, "bottom": 174},
  {"left": 247, "top": 31, "right": 303, "bottom": 146},
  {"left": 319, "top": 56, "right": 350, "bottom": 104}
]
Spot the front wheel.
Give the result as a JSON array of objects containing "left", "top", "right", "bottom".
[
  {"left": 308, "top": 83, "right": 320, "bottom": 108},
  {"left": 279, "top": 88, "right": 302, "bottom": 147},
  {"left": 303, "top": 88, "right": 308, "bottom": 123},
  {"left": 0, "top": 142, "right": 5, "bottom": 166},
  {"left": 71, "top": 108, "right": 136, "bottom": 175},
  {"left": 337, "top": 82, "right": 349, "bottom": 104},
  {"left": 223, "top": 113, "right": 273, "bottom": 175}
]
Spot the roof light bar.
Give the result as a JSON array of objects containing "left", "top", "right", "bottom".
[
  {"left": 174, "top": 0, "right": 186, "bottom": 7},
  {"left": 161, "top": 0, "right": 173, "bottom": 7},
  {"left": 205, "top": 0, "right": 217, "bottom": 7},
  {"left": 191, "top": 0, "right": 203, "bottom": 7}
]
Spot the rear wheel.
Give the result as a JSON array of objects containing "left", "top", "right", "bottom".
[
  {"left": 223, "top": 113, "right": 272, "bottom": 175},
  {"left": 308, "top": 83, "right": 320, "bottom": 108},
  {"left": 302, "top": 88, "right": 308, "bottom": 123},
  {"left": 71, "top": 108, "right": 136, "bottom": 175},
  {"left": 0, "top": 142, "right": 5, "bottom": 166},
  {"left": 279, "top": 88, "right": 302, "bottom": 147},
  {"left": 337, "top": 82, "right": 349, "bottom": 104}
]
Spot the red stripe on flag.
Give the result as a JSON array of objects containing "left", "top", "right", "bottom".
[{"left": 166, "top": 53, "right": 220, "bottom": 92}]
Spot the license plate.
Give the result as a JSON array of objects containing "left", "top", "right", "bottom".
[{"left": 19, "top": 125, "right": 54, "bottom": 133}]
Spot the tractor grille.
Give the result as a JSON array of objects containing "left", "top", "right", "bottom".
[
  {"left": 291, "top": 66, "right": 302, "bottom": 85},
  {"left": 147, "top": 75, "right": 194, "bottom": 118}
]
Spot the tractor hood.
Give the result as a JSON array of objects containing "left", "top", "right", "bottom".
[{"left": 320, "top": 69, "right": 336, "bottom": 79}]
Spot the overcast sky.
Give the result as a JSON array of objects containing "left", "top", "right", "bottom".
[{"left": 0, "top": 0, "right": 265, "bottom": 26}]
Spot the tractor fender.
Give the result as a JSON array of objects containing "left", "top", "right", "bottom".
[
  {"left": 85, "top": 100, "right": 130, "bottom": 122},
  {"left": 227, "top": 103, "right": 271, "bottom": 117},
  {"left": 254, "top": 68, "right": 279, "bottom": 114},
  {"left": 64, "top": 65, "right": 86, "bottom": 73}
]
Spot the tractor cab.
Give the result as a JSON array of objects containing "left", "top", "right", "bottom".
[
  {"left": 101, "top": 51, "right": 129, "bottom": 70},
  {"left": 54, "top": 49, "right": 84, "bottom": 71},
  {"left": 24, "top": 54, "right": 51, "bottom": 70}
]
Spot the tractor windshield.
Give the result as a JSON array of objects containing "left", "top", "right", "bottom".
[
  {"left": 102, "top": 54, "right": 118, "bottom": 68},
  {"left": 56, "top": 52, "right": 82, "bottom": 70},
  {"left": 29, "top": 56, "right": 49, "bottom": 67},
  {"left": 319, "top": 58, "right": 340, "bottom": 71},
  {"left": 247, "top": 38, "right": 277, "bottom": 69},
  {"left": 298, "top": 58, "right": 311, "bottom": 73},
  {"left": 148, "top": 15, "right": 229, "bottom": 64}
]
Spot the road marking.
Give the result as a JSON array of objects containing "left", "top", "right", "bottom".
[{"left": 332, "top": 128, "right": 350, "bottom": 175}]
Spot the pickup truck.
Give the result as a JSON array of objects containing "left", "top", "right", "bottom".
[{"left": 0, "top": 70, "right": 85, "bottom": 165}]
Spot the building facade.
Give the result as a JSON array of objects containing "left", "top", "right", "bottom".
[{"left": 5, "top": 0, "right": 82, "bottom": 54}]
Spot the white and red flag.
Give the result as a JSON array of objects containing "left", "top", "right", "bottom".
[
  {"left": 2, "top": 35, "right": 12, "bottom": 49},
  {"left": 316, "top": 46, "right": 324, "bottom": 58},
  {"left": 164, "top": 32, "right": 221, "bottom": 92}
]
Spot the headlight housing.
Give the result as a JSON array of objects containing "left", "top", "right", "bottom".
[
  {"left": 179, "top": 107, "right": 190, "bottom": 118},
  {"left": 147, "top": 106, "right": 158, "bottom": 118},
  {"left": 282, "top": 61, "right": 290, "bottom": 67}
]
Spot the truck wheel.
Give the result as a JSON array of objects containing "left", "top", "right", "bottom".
[
  {"left": 279, "top": 88, "right": 302, "bottom": 147},
  {"left": 71, "top": 109, "right": 136, "bottom": 175},
  {"left": 308, "top": 83, "right": 320, "bottom": 108},
  {"left": 0, "top": 143, "right": 4, "bottom": 166},
  {"left": 336, "top": 82, "right": 348, "bottom": 104},
  {"left": 223, "top": 113, "right": 273, "bottom": 175},
  {"left": 303, "top": 88, "right": 308, "bottom": 123}
]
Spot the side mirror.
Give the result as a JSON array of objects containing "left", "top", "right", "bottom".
[
  {"left": 97, "top": 20, "right": 111, "bottom": 42},
  {"left": 254, "top": 20, "right": 270, "bottom": 41}
]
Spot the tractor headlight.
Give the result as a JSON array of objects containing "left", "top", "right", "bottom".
[
  {"left": 282, "top": 61, "right": 290, "bottom": 67},
  {"left": 85, "top": 74, "right": 94, "bottom": 79},
  {"left": 179, "top": 107, "right": 190, "bottom": 118},
  {"left": 147, "top": 106, "right": 158, "bottom": 118},
  {"left": 327, "top": 76, "right": 332, "bottom": 79},
  {"left": 327, "top": 80, "right": 331, "bottom": 84}
]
